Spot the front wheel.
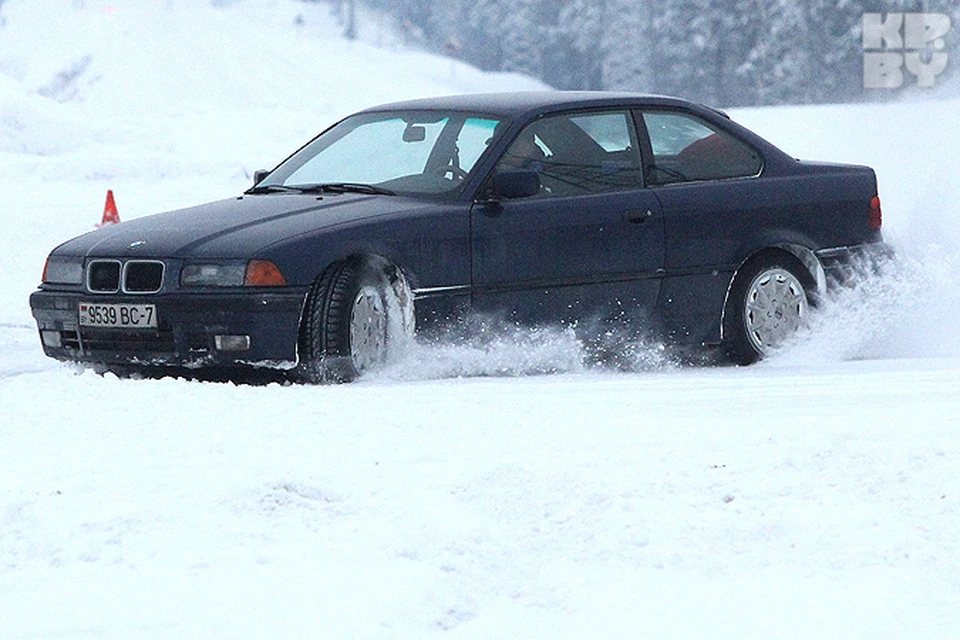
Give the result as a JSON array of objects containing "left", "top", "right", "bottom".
[
  {"left": 724, "top": 257, "right": 812, "bottom": 364},
  {"left": 300, "top": 258, "right": 414, "bottom": 382}
]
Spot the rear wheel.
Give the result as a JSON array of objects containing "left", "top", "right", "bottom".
[
  {"left": 300, "top": 257, "right": 413, "bottom": 382},
  {"left": 724, "top": 255, "right": 812, "bottom": 364}
]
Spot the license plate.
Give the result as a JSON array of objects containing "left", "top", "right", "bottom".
[{"left": 79, "top": 302, "right": 158, "bottom": 329}]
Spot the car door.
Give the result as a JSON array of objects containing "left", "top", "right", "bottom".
[{"left": 470, "top": 109, "right": 665, "bottom": 327}]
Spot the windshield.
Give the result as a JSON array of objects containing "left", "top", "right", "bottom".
[{"left": 256, "top": 110, "right": 507, "bottom": 198}]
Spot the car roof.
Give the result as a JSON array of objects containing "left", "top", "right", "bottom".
[{"left": 357, "top": 91, "right": 726, "bottom": 120}]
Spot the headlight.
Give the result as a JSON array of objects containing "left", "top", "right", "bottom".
[
  {"left": 42, "top": 256, "right": 84, "bottom": 285},
  {"left": 180, "top": 261, "right": 287, "bottom": 287},
  {"left": 180, "top": 263, "right": 246, "bottom": 287}
]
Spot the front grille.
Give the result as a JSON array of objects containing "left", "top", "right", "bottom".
[
  {"left": 86, "top": 260, "right": 165, "bottom": 294},
  {"left": 88, "top": 260, "right": 121, "bottom": 292},
  {"left": 79, "top": 328, "right": 176, "bottom": 353},
  {"left": 124, "top": 261, "right": 164, "bottom": 293},
  {"left": 61, "top": 330, "right": 81, "bottom": 350}
]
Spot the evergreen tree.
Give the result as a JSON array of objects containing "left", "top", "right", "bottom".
[{"left": 357, "top": 0, "right": 960, "bottom": 106}]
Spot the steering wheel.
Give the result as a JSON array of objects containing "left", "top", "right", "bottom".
[{"left": 436, "top": 165, "right": 468, "bottom": 181}]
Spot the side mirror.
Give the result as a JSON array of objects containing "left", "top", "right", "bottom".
[
  {"left": 253, "top": 169, "right": 270, "bottom": 186},
  {"left": 492, "top": 169, "right": 540, "bottom": 199}
]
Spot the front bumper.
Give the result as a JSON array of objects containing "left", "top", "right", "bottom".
[{"left": 30, "top": 287, "right": 309, "bottom": 369}]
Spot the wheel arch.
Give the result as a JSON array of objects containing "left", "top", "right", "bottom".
[{"left": 718, "top": 244, "right": 823, "bottom": 343}]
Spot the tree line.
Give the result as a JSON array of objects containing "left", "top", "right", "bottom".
[{"left": 347, "top": 0, "right": 959, "bottom": 107}]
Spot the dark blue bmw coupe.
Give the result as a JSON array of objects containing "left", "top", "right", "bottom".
[{"left": 30, "top": 92, "right": 887, "bottom": 381}]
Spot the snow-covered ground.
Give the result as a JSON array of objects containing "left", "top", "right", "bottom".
[{"left": 2, "top": 1, "right": 959, "bottom": 637}]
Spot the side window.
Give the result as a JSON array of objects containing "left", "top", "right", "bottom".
[
  {"left": 642, "top": 111, "right": 762, "bottom": 185},
  {"left": 496, "top": 111, "right": 642, "bottom": 197}
]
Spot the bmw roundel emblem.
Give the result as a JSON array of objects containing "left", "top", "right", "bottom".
[{"left": 129, "top": 240, "right": 147, "bottom": 249}]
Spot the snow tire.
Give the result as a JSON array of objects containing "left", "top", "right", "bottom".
[
  {"left": 723, "top": 253, "right": 813, "bottom": 365},
  {"left": 299, "top": 257, "right": 413, "bottom": 383}
]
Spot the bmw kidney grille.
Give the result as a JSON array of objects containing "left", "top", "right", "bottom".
[{"left": 87, "top": 260, "right": 164, "bottom": 294}]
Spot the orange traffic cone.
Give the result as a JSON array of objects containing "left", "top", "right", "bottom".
[{"left": 98, "top": 189, "right": 120, "bottom": 227}]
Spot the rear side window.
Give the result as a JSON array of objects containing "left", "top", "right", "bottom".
[
  {"left": 642, "top": 111, "right": 762, "bottom": 185},
  {"left": 496, "top": 110, "right": 643, "bottom": 197}
]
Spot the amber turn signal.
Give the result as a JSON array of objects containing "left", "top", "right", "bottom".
[{"left": 244, "top": 260, "right": 287, "bottom": 286}]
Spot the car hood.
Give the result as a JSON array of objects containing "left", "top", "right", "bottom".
[{"left": 51, "top": 193, "right": 432, "bottom": 259}]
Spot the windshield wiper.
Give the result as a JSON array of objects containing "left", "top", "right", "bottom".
[
  {"left": 245, "top": 184, "right": 301, "bottom": 195},
  {"left": 305, "top": 183, "right": 397, "bottom": 196},
  {"left": 245, "top": 182, "right": 396, "bottom": 197}
]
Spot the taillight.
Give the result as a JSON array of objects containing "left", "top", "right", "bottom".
[{"left": 868, "top": 195, "right": 882, "bottom": 230}]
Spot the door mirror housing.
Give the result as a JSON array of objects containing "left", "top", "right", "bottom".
[
  {"left": 492, "top": 169, "right": 540, "bottom": 199},
  {"left": 253, "top": 169, "right": 270, "bottom": 186}
]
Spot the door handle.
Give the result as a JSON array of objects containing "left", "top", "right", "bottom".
[{"left": 624, "top": 209, "right": 654, "bottom": 224}]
